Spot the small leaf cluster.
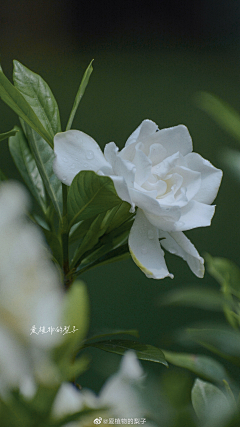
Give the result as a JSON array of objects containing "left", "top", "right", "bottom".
[
  {"left": 0, "top": 60, "right": 135, "bottom": 288},
  {"left": 161, "top": 255, "right": 240, "bottom": 426}
]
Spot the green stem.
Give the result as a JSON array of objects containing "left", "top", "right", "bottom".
[{"left": 62, "top": 183, "right": 71, "bottom": 289}]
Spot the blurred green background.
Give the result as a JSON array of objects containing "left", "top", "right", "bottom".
[{"left": 1, "top": 0, "right": 240, "bottom": 393}]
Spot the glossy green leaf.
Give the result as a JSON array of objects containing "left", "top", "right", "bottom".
[
  {"left": 21, "top": 120, "right": 62, "bottom": 218},
  {"left": 0, "top": 65, "right": 52, "bottom": 146},
  {"left": 191, "top": 378, "right": 231, "bottom": 425},
  {"left": 162, "top": 349, "right": 229, "bottom": 384},
  {"left": 206, "top": 254, "right": 240, "bottom": 298},
  {"left": 84, "top": 329, "right": 139, "bottom": 344},
  {"left": 197, "top": 91, "right": 240, "bottom": 142},
  {"left": 9, "top": 126, "right": 47, "bottom": 213},
  {"left": 159, "top": 286, "right": 232, "bottom": 311},
  {"left": 0, "top": 128, "right": 19, "bottom": 141},
  {"left": 66, "top": 60, "right": 93, "bottom": 131},
  {"left": 84, "top": 339, "right": 168, "bottom": 366},
  {"left": 103, "top": 201, "right": 133, "bottom": 234},
  {"left": 67, "top": 171, "right": 121, "bottom": 227},
  {"left": 70, "top": 212, "right": 108, "bottom": 268},
  {"left": 79, "top": 214, "right": 133, "bottom": 268},
  {"left": 13, "top": 60, "right": 61, "bottom": 139},
  {"left": 78, "top": 243, "right": 130, "bottom": 274},
  {"left": 69, "top": 217, "right": 94, "bottom": 244}
]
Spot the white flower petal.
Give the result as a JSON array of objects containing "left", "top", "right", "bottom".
[
  {"left": 171, "top": 166, "right": 201, "bottom": 202},
  {"left": 130, "top": 188, "right": 180, "bottom": 222},
  {"left": 152, "top": 152, "right": 180, "bottom": 178},
  {"left": 125, "top": 119, "right": 158, "bottom": 147},
  {"left": 173, "top": 200, "right": 216, "bottom": 231},
  {"left": 53, "top": 130, "right": 112, "bottom": 185},
  {"left": 185, "top": 153, "right": 223, "bottom": 204},
  {"left": 157, "top": 125, "right": 193, "bottom": 157},
  {"left": 109, "top": 175, "right": 134, "bottom": 209},
  {"left": 51, "top": 383, "right": 84, "bottom": 418},
  {"left": 128, "top": 209, "right": 173, "bottom": 279},
  {"left": 159, "top": 231, "right": 204, "bottom": 277},
  {"left": 133, "top": 143, "right": 152, "bottom": 186}
]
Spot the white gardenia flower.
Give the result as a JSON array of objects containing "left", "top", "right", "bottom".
[
  {"left": 53, "top": 120, "right": 222, "bottom": 279},
  {"left": 0, "top": 181, "right": 64, "bottom": 396},
  {"left": 52, "top": 351, "right": 158, "bottom": 426}
]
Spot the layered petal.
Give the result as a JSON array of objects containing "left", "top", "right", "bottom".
[
  {"left": 128, "top": 209, "right": 173, "bottom": 279},
  {"left": 53, "top": 130, "right": 112, "bottom": 185},
  {"left": 125, "top": 119, "right": 158, "bottom": 147},
  {"left": 157, "top": 124, "right": 193, "bottom": 157},
  {"left": 173, "top": 200, "right": 216, "bottom": 231},
  {"left": 130, "top": 188, "right": 181, "bottom": 223},
  {"left": 159, "top": 230, "right": 204, "bottom": 278},
  {"left": 185, "top": 152, "right": 223, "bottom": 204}
]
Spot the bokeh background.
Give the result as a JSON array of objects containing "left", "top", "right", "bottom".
[{"left": 1, "top": 0, "right": 240, "bottom": 393}]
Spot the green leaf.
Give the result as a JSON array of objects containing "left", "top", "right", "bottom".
[
  {"left": 181, "top": 326, "right": 240, "bottom": 363},
  {"left": 41, "top": 228, "right": 63, "bottom": 266},
  {"left": 70, "top": 212, "right": 108, "bottom": 268},
  {"left": 0, "top": 65, "right": 52, "bottom": 147},
  {"left": 66, "top": 60, "right": 93, "bottom": 131},
  {"left": 69, "top": 218, "right": 95, "bottom": 244},
  {"left": 84, "top": 329, "right": 139, "bottom": 344},
  {"left": 9, "top": 126, "right": 47, "bottom": 213},
  {"left": 84, "top": 339, "right": 168, "bottom": 366},
  {"left": 191, "top": 378, "right": 231, "bottom": 425},
  {"left": 0, "top": 168, "right": 7, "bottom": 180},
  {"left": 206, "top": 254, "right": 240, "bottom": 299},
  {"left": 159, "top": 285, "right": 232, "bottom": 311},
  {"left": 162, "top": 349, "right": 229, "bottom": 384},
  {"left": 196, "top": 91, "right": 240, "bottom": 143},
  {"left": 0, "top": 128, "right": 19, "bottom": 141},
  {"left": 13, "top": 60, "right": 61, "bottom": 138},
  {"left": 54, "top": 281, "right": 90, "bottom": 374},
  {"left": 67, "top": 171, "right": 122, "bottom": 227},
  {"left": 78, "top": 243, "right": 130, "bottom": 274},
  {"left": 21, "top": 120, "right": 62, "bottom": 218},
  {"left": 63, "top": 354, "right": 90, "bottom": 380},
  {"left": 102, "top": 201, "right": 133, "bottom": 234}
]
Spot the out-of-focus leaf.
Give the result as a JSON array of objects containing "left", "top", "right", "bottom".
[
  {"left": 0, "top": 168, "right": 7, "bottom": 180},
  {"left": 66, "top": 60, "right": 93, "bottom": 131},
  {"left": 67, "top": 171, "right": 122, "bottom": 227},
  {"left": 162, "top": 349, "right": 229, "bottom": 384},
  {"left": 41, "top": 228, "right": 63, "bottom": 266},
  {"left": 84, "top": 339, "right": 168, "bottom": 366},
  {"left": 159, "top": 286, "right": 230, "bottom": 311},
  {"left": 196, "top": 91, "right": 240, "bottom": 143},
  {"left": 191, "top": 378, "right": 231, "bottom": 426},
  {"left": 180, "top": 325, "right": 240, "bottom": 364},
  {"left": 0, "top": 65, "right": 52, "bottom": 147},
  {"left": 54, "top": 281, "right": 89, "bottom": 376},
  {"left": 206, "top": 254, "right": 240, "bottom": 298},
  {"left": 9, "top": 126, "right": 47, "bottom": 213},
  {"left": 21, "top": 120, "right": 62, "bottom": 218},
  {"left": 221, "top": 148, "right": 240, "bottom": 183},
  {"left": 0, "top": 128, "right": 18, "bottom": 141},
  {"left": 13, "top": 60, "right": 61, "bottom": 139}
]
